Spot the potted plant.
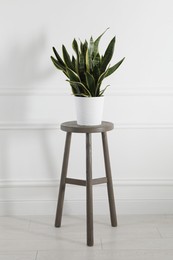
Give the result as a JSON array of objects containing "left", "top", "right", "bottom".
[{"left": 51, "top": 28, "right": 125, "bottom": 125}]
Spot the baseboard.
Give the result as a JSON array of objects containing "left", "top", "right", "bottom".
[{"left": 0, "top": 179, "right": 173, "bottom": 215}]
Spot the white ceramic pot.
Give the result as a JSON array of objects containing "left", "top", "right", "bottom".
[{"left": 74, "top": 96, "right": 104, "bottom": 126}]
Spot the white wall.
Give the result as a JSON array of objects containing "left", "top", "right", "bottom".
[{"left": 0, "top": 0, "right": 173, "bottom": 215}]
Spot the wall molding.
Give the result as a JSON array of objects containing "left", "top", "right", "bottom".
[
  {"left": 0, "top": 87, "right": 68, "bottom": 96},
  {"left": 109, "top": 89, "right": 173, "bottom": 96},
  {"left": 0, "top": 87, "right": 173, "bottom": 96},
  {"left": 1, "top": 178, "right": 173, "bottom": 187},
  {"left": 0, "top": 179, "right": 173, "bottom": 215},
  {"left": 114, "top": 123, "right": 173, "bottom": 129},
  {"left": 0, "top": 121, "right": 60, "bottom": 130},
  {"left": 0, "top": 121, "right": 173, "bottom": 130}
]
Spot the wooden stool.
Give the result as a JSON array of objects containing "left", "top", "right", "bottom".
[{"left": 55, "top": 121, "right": 117, "bottom": 246}]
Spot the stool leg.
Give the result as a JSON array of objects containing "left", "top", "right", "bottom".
[
  {"left": 102, "top": 132, "right": 117, "bottom": 227},
  {"left": 86, "top": 133, "right": 94, "bottom": 246},
  {"left": 55, "top": 132, "right": 72, "bottom": 227}
]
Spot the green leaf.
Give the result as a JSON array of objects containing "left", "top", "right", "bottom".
[
  {"left": 72, "top": 39, "right": 79, "bottom": 59},
  {"left": 85, "top": 72, "right": 95, "bottom": 96},
  {"left": 69, "top": 83, "right": 77, "bottom": 95},
  {"left": 62, "top": 45, "right": 74, "bottom": 70},
  {"left": 95, "top": 68, "right": 110, "bottom": 95},
  {"left": 80, "top": 41, "right": 84, "bottom": 53},
  {"left": 72, "top": 39, "right": 80, "bottom": 73},
  {"left": 86, "top": 48, "right": 92, "bottom": 72},
  {"left": 66, "top": 67, "right": 81, "bottom": 82},
  {"left": 67, "top": 81, "right": 81, "bottom": 95},
  {"left": 72, "top": 56, "right": 76, "bottom": 71},
  {"left": 83, "top": 40, "right": 88, "bottom": 55},
  {"left": 93, "top": 53, "right": 100, "bottom": 67},
  {"left": 99, "top": 85, "right": 110, "bottom": 96},
  {"left": 92, "top": 65, "right": 100, "bottom": 83},
  {"left": 100, "top": 37, "right": 115, "bottom": 73},
  {"left": 94, "top": 27, "right": 109, "bottom": 56},
  {"left": 97, "top": 67, "right": 109, "bottom": 86},
  {"left": 52, "top": 47, "right": 66, "bottom": 69},
  {"left": 105, "top": 57, "right": 125, "bottom": 78},
  {"left": 67, "top": 80, "right": 92, "bottom": 96},
  {"left": 79, "top": 53, "right": 85, "bottom": 72},
  {"left": 89, "top": 36, "right": 94, "bottom": 58},
  {"left": 51, "top": 56, "right": 64, "bottom": 71},
  {"left": 74, "top": 58, "right": 78, "bottom": 74},
  {"left": 51, "top": 56, "right": 69, "bottom": 78}
]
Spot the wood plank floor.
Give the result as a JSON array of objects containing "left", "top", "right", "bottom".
[{"left": 0, "top": 215, "right": 173, "bottom": 259}]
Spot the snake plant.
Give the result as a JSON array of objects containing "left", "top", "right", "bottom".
[{"left": 51, "top": 29, "right": 125, "bottom": 97}]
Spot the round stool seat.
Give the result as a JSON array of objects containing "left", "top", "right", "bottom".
[{"left": 61, "top": 121, "right": 114, "bottom": 133}]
